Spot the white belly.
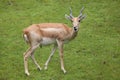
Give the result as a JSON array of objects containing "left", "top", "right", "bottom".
[{"left": 40, "top": 37, "right": 56, "bottom": 45}]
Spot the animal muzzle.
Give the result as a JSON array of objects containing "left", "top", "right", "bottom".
[{"left": 73, "top": 27, "right": 78, "bottom": 31}]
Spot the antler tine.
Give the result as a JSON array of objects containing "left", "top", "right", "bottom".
[{"left": 69, "top": 7, "right": 74, "bottom": 18}]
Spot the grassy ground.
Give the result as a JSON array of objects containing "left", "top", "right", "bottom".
[{"left": 0, "top": 0, "right": 120, "bottom": 80}]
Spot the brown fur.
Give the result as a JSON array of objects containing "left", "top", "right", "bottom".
[{"left": 23, "top": 23, "right": 76, "bottom": 43}]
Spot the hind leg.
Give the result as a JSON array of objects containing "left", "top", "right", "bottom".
[
  {"left": 31, "top": 52, "right": 42, "bottom": 71},
  {"left": 23, "top": 48, "right": 31, "bottom": 76},
  {"left": 23, "top": 44, "right": 39, "bottom": 76}
]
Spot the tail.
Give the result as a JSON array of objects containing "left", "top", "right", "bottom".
[{"left": 23, "top": 32, "right": 30, "bottom": 44}]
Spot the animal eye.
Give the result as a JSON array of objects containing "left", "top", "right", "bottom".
[{"left": 78, "top": 20, "right": 81, "bottom": 22}]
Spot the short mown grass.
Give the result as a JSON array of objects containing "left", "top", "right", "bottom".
[{"left": 0, "top": 0, "right": 120, "bottom": 80}]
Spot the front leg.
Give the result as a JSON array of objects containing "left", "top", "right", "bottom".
[
  {"left": 44, "top": 44, "right": 57, "bottom": 70},
  {"left": 56, "top": 40, "right": 66, "bottom": 74}
]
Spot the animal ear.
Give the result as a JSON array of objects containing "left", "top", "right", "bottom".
[{"left": 65, "top": 14, "right": 72, "bottom": 21}]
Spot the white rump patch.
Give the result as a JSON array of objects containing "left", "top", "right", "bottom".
[{"left": 40, "top": 37, "right": 56, "bottom": 45}]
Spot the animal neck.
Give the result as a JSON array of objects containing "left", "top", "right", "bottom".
[{"left": 69, "top": 28, "right": 78, "bottom": 40}]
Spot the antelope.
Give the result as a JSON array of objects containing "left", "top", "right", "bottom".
[{"left": 23, "top": 7, "right": 86, "bottom": 76}]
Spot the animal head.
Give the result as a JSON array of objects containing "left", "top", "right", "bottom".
[{"left": 65, "top": 7, "right": 86, "bottom": 32}]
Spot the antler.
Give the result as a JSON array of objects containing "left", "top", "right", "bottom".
[
  {"left": 69, "top": 7, "right": 74, "bottom": 18},
  {"left": 78, "top": 7, "right": 84, "bottom": 18}
]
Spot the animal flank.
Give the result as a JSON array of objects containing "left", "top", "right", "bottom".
[{"left": 40, "top": 37, "right": 56, "bottom": 45}]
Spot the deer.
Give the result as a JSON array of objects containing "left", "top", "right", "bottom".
[{"left": 23, "top": 7, "right": 86, "bottom": 76}]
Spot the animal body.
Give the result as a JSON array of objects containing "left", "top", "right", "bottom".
[{"left": 23, "top": 7, "right": 86, "bottom": 76}]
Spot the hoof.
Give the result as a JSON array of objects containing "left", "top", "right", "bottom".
[
  {"left": 25, "top": 72, "right": 30, "bottom": 76},
  {"left": 62, "top": 68, "right": 67, "bottom": 74},
  {"left": 44, "top": 64, "right": 48, "bottom": 70},
  {"left": 44, "top": 66, "right": 48, "bottom": 70},
  {"left": 63, "top": 70, "right": 67, "bottom": 74},
  {"left": 37, "top": 67, "right": 42, "bottom": 71}
]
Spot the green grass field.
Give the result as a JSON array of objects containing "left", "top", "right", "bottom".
[{"left": 0, "top": 0, "right": 120, "bottom": 80}]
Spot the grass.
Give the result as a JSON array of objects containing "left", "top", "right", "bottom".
[{"left": 0, "top": 0, "right": 120, "bottom": 80}]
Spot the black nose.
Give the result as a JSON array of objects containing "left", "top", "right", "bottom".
[{"left": 74, "top": 27, "right": 77, "bottom": 31}]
